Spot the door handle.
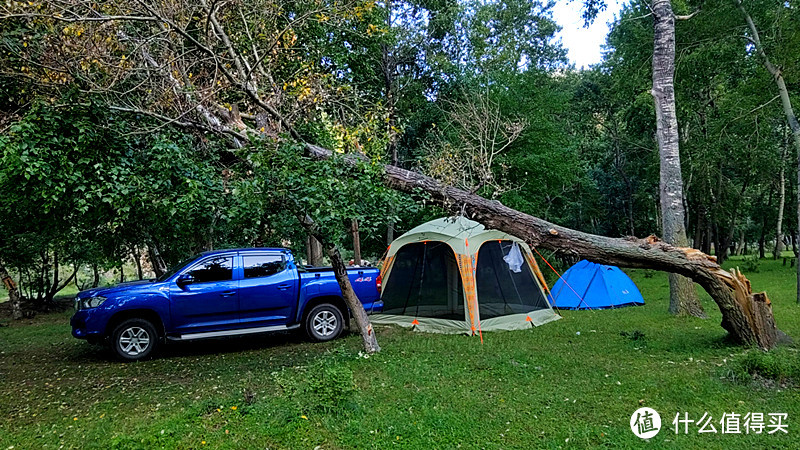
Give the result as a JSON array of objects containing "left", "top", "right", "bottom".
[
  {"left": 220, "top": 290, "right": 236, "bottom": 297},
  {"left": 277, "top": 284, "right": 292, "bottom": 290}
]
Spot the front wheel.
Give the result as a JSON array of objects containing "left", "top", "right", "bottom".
[
  {"left": 111, "top": 318, "right": 158, "bottom": 361},
  {"left": 305, "top": 304, "right": 344, "bottom": 342}
]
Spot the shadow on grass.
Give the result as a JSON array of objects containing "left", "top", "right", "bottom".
[{"left": 64, "top": 329, "right": 356, "bottom": 363}]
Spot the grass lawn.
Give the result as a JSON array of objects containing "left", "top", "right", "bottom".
[{"left": 1, "top": 257, "right": 799, "bottom": 449}]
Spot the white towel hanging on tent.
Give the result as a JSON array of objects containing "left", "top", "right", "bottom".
[{"left": 503, "top": 241, "right": 524, "bottom": 273}]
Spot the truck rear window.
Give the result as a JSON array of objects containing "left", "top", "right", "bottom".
[{"left": 243, "top": 255, "right": 285, "bottom": 279}]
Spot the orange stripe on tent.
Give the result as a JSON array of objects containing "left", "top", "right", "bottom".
[
  {"left": 379, "top": 256, "right": 395, "bottom": 282},
  {"left": 456, "top": 253, "right": 482, "bottom": 340},
  {"left": 525, "top": 252, "right": 549, "bottom": 292}
]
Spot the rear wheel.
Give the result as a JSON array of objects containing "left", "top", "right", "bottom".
[
  {"left": 111, "top": 318, "right": 158, "bottom": 361},
  {"left": 305, "top": 304, "right": 344, "bottom": 342}
]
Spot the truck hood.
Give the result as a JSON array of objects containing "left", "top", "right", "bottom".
[{"left": 77, "top": 279, "right": 162, "bottom": 299}]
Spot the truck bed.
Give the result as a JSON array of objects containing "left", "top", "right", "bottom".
[{"left": 299, "top": 266, "right": 382, "bottom": 313}]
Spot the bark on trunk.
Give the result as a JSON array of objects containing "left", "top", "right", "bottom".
[
  {"left": 722, "top": 181, "right": 749, "bottom": 263},
  {"left": 147, "top": 244, "right": 167, "bottom": 278},
  {"left": 92, "top": 263, "right": 100, "bottom": 288},
  {"left": 759, "top": 180, "right": 775, "bottom": 259},
  {"left": 775, "top": 136, "right": 788, "bottom": 258},
  {"left": 386, "top": 224, "right": 394, "bottom": 246},
  {"left": 693, "top": 206, "right": 703, "bottom": 249},
  {"left": 736, "top": 1, "right": 800, "bottom": 304},
  {"left": 305, "top": 144, "right": 780, "bottom": 349},
  {"left": 351, "top": 219, "right": 362, "bottom": 266},
  {"left": 0, "top": 260, "right": 24, "bottom": 320},
  {"left": 652, "top": 0, "right": 706, "bottom": 318},
  {"left": 297, "top": 214, "right": 380, "bottom": 353},
  {"left": 305, "top": 235, "right": 313, "bottom": 266},
  {"left": 737, "top": 230, "right": 745, "bottom": 256},
  {"left": 133, "top": 246, "right": 144, "bottom": 280},
  {"left": 43, "top": 252, "right": 77, "bottom": 302},
  {"left": 306, "top": 234, "right": 324, "bottom": 266},
  {"left": 325, "top": 242, "right": 380, "bottom": 353},
  {"left": 720, "top": 222, "right": 736, "bottom": 265}
]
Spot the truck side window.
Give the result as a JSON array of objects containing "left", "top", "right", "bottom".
[
  {"left": 243, "top": 255, "right": 285, "bottom": 279},
  {"left": 187, "top": 256, "right": 233, "bottom": 283}
]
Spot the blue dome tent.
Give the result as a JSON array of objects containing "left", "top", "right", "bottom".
[{"left": 548, "top": 260, "right": 644, "bottom": 309}]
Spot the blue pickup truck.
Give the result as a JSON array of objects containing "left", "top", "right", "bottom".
[{"left": 71, "top": 248, "right": 382, "bottom": 361}]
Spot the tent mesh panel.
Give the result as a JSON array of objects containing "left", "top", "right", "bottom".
[
  {"left": 476, "top": 241, "right": 549, "bottom": 319},
  {"left": 381, "top": 242, "right": 465, "bottom": 320}
]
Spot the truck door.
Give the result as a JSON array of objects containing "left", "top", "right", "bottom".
[
  {"left": 169, "top": 255, "right": 239, "bottom": 333},
  {"left": 238, "top": 253, "right": 298, "bottom": 327}
]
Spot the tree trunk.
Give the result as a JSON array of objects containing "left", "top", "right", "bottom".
[
  {"left": 703, "top": 215, "right": 712, "bottom": 255},
  {"left": 351, "top": 219, "right": 362, "bottom": 266},
  {"left": 46, "top": 250, "right": 60, "bottom": 302},
  {"left": 722, "top": 181, "right": 749, "bottom": 262},
  {"left": 133, "top": 246, "right": 144, "bottom": 280},
  {"left": 92, "top": 263, "right": 100, "bottom": 288},
  {"left": 382, "top": 0, "right": 399, "bottom": 250},
  {"left": 775, "top": 138, "right": 788, "bottom": 259},
  {"left": 651, "top": 0, "right": 706, "bottom": 318},
  {"left": 386, "top": 224, "right": 394, "bottom": 246},
  {"left": 306, "top": 234, "right": 324, "bottom": 266},
  {"left": 44, "top": 251, "right": 76, "bottom": 302},
  {"left": 737, "top": 229, "right": 746, "bottom": 256},
  {"left": 147, "top": 243, "right": 167, "bottom": 278},
  {"left": 297, "top": 214, "right": 380, "bottom": 353},
  {"left": 693, "top": 206, "right": 703, "bottom": 249},
  {"left": 736, "top": 0, "right": 800, "bottom": 305},
  {"left": 37, "top": 251, "right": 47, "bottom": 302},
  {"left": 0, "top": 260, "right": 24, "bottom": 320},
  {"left": 305, "top": 234, "right": 313, "bottom": 266},
  {"left": 720, "top": 222, "right": 736, "bottom": 265},
  {"left": 305, "top": 144, "right": 780, "bottom": 349}
]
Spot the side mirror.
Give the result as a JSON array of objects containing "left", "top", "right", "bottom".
[{"left": 176, "top": 273, "right": 195, "bottom": 288}]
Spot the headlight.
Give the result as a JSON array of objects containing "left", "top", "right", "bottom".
[{"left": 81, "top": 296, "right": 107, "bottom": 309}]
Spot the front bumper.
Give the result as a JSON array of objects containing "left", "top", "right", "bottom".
[{"left": 70, "top": 309, "right": 105, "bottom": 339}]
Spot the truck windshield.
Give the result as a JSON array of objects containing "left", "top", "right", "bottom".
[{"left": 156, "top": 255, "right": 199, "bottom": 282}]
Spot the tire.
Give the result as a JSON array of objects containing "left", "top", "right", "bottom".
[
  {"left": 111, "top": 318, "right": 158, "bottom": 361},
  {"left": 305, "top": 304, "right": 344, "bottom": 342}
]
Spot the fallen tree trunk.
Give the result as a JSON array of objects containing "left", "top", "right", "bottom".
[{"left": 305, "top": 145, "right": 780, "bottom": 350}]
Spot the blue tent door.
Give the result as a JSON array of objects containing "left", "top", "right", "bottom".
[{"left": 603, "top": 266, "right": 620, "bottom": 307}]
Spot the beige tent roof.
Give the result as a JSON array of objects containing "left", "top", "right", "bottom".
[{"left": 387, "top": 216, "right": 537, "bottom": 257}]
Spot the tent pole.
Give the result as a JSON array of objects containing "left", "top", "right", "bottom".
[
  {"left": 580, "top": 266, "right": 602, "bottom": 310},
  {"left": 532, "top": 248, "right": 590, "bottom": 310}
]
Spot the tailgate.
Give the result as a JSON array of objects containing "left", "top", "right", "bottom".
[{"left": 348, "top": 269, "right": 380, "bottom": 303}]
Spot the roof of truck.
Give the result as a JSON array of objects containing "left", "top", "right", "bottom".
[{"left": 198, "top": 247, "right": 290, "bottom": 256}]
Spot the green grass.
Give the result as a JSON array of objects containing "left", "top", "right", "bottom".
[{"left": 1, "top": 258, "right": 798, "bottom": 449}]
